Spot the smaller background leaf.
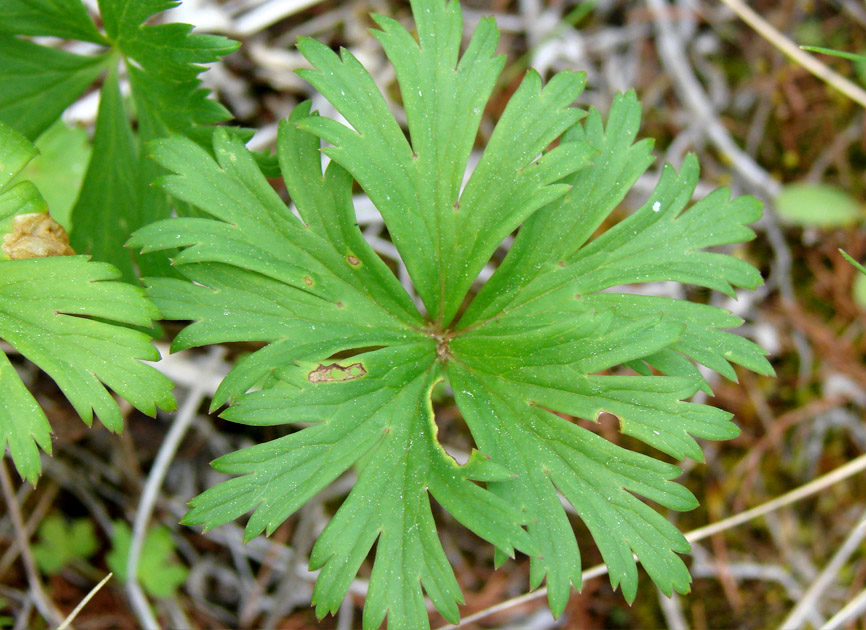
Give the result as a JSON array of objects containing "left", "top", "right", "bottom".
[
  {"left": 13, "top": 120, "right": 91, "bottom": 230},
  {"left": 775, "top": 183, "right": 864, "bottom": 228},
  {"left": 107, "top": 521, "right": 188, "bottom": 599},
  {"left": 70, "top": 66, "right": 139, "bottom": 282},
  {"left": 99, "top": 0, "right": 238, "bottom": 80},
  {"left": 853, "top": 273, "right": 866, "bottom": 309},
  {"left": 0, "top": 36, "right": 110, "bottom": 141},
  {"left": 32, "top": 514, "right": 99, "bottom": 575},
  {"left": 0, "top": 0, "right": 106, "bottom": 43}
]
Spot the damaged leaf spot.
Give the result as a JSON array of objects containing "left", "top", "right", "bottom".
[
  {"left": 303, "top": 275, "right": 313, "bottom": 286},
  {"left": 2, "top": 213, "right": 75, "bottom": 260},
  {"left": 346, "top": 254, "right": 361, "bottom": 267},
  {"left": 308, "top": 362, "right": 366, "bottom": 383}
]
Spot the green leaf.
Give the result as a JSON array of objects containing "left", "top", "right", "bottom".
[
  {"left": 0, "top": 119, "right": 36, "bottom": 188},
  {"left": 801, "top": 45, "right": 866, "bottom": 64},
  {"left": 0, "top": 35, "right": 110, "bottom": 141},
  {"left": 0, "top": 0, "right": 106, "bottom": 43},
  {"left": 577, "top": 293, "right": 774, "bottom": 382},
  {"left": 841, "top": 249, "right": 866, "bottom": 276},
  {"left": 131, "top": 1, "right": 771, "bottom": 626},
  {"left": 33, "top": 514, "right": 99, "bottom": 574},
  {"left": 461, "top": 90, "right": 654, "bottom": 324},
  {"left": 13, "top": 120, "right": 91, "bottom": 231},
  {"left": 0, "top": 351, "right": 50, "bottom": 484},
  {"left": 854, "top": 273, "right": 866, "bottom": 309},
  {"left": 0, "top": 257, "right": 177, "bottom": 426},
  {"left": 0, "top": 0, "right": 238, "bottom": 278},
  {"left": 450, "top": 365, "right": 697, "bottom": 609},
  {"left": 185, "top": 345, "right": 532, "bottom": 627},
  {"left": 70, "top": 66, "right": 139, "bottom": 282},
  {"left": 461, "top": 154, "right": 764, "bottom": 332},
  {"left": 841, "top": 250, "right": 866, "bottom": 309},
  {"left": 0, "top": 122, "right": 175, "bottom": 483},
  {"left": 99, "top": 0, "right": 238, "bottom": 81},
  {"left": 128, "top": 128, "right": 424, "bottom": 377},
  {"left": 296, "top": 2, "right": 591, "bottom": 324},
  {"left": 107, "top": 521, "right": 188, "bottom": 598},
  {"left": 776, "top": 182, "right": 864, "bottom": 228},
  {"left": 84, "top": 1, "right": 236, "bottom": 279}
]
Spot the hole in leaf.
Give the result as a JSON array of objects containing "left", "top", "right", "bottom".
[
  {"left": 432, "top": 377, "right": 475, "bottom": 462},
  {"left": 307, "top": 362, "right": 366, "bottom": 383}
]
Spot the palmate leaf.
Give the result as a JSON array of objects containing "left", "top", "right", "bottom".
[
  {"left": 0, "top": 0, "right": 238, "bottom": 280},
  {"left": 0, "top": 35, "right": 110, "bottom": 141},
  {"left": 131, "top": 1, "right": 772, "bottom": 626},
  {"left": 0, "top": 0, "right": 105, "bottom": 43},
  {"left": 32, "top": 513, "right": 99, "bottom": 575},
  {"left": 296, "top": 5, "right": 593, "bottom": 324},
  {"left": 186, "top": 344, "right": 531, "bottom": 627},
  {"left": 107, "top": 521, "right": 188, "bottom": 598},
  {"left": 0, "top": 122, "right": 175, "bottom": 483},
  {"left": 74, "top": 0, "right": 239, "bottom": 281},
  {"left": 129, "top": 123, "right": 533, "bottom": 625}
]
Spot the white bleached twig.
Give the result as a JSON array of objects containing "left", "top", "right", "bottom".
[
  {"left": 718, "top": 0, "right": 866, "bottom": 109},
  {"left": 126, "top": 347, "right": 227, "bottom": 630},
  {"left": 57, "top": 573, "right": 113, "bottom": 630},
  {"left": 821, "top": 586, "right": 866, "bottom": 630},
  {"left": 781, "top": 507, "right": 866, "bottom": 629},
  {"left": 234, "top": 0, "right": 327, "bottom": 36}
]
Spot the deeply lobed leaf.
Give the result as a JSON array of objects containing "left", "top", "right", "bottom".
[
  {"left": 0, "top": 0, "right": 106, "bottom": 43},
  {"left": 131, "top": 1, "right": 773, "bottom": 626},
  {"left": 296, "top": 2, "right": 591, "bottom": 324},
  {"left": 185, "top": 344, "right": 533, "bottom": 627},
  {"left": 0, "top": 35, "right": 110, "bottom": 141},
  {"left": 0, "top": 0, "right": 238, "bottom": 280},
  {"left": 0, "top": 122, "right": 176, "bottom": 483}
]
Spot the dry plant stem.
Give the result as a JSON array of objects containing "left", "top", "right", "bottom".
[
  {"left": 686, "top": 453, "right": 866, "bottom": 542},
  {"left": 234, "top": 0, "right": 327, "bottom": 36},
  {"left": 434, "top": 452, "right": 866, "bottom": 629},
  {"left": 717, "top": 0, "right": 866, "bottom": 109},
  {"left": 237, "top": 522, "right": 290, "bottom": 626},
  {"left": 647, "top": 0, "right": 780, "bottom": 197},
  {"left": 781, "top": 507, "right": 866, "bottom": 629},
  {"left": 691, "top": 560, "right": 805, "bottom": 603},
  {"left": 647, "top": 0, "right": 812, "bottom": 382},
  {"left": 12, "top": 596, "right": 33, "bottom": 630},
  {"left": 657, "top": 590, "right": 688, "bottom": 630},
  {"left": 0, "top": 458, "right": 66, "bottom": 628},
  {"left": 732, "top": 396, "right": 844, "bottom": 510},
  {"left": 822, "top": 586, "right": 866, "bottom": 630},
  {"left": 336, "top": 594, "right": 354, "bottom": 630},
  {"left": 57, "top": 573, "right": 113, "bottom": 630},
  {"left": 126, "top": 346, "right": 226, "bottom": 630},
  {"left": 0, "top": 481, "right": 58, "bottom": 579}
]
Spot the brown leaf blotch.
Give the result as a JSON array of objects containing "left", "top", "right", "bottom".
[
  {"left": 308, "top": 362, "right": 366, "bottom": 383},
  {"left": 2, "top": 213, "right": 75, "bottom": 260}
]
